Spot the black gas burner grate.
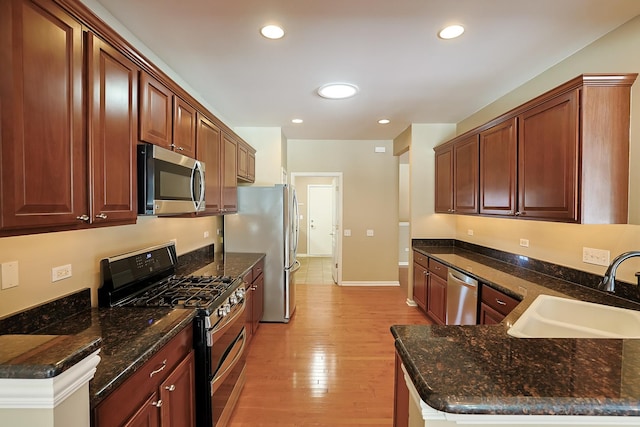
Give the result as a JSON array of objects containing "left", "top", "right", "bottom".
[{"left": 125, "top": 275, "right": 237, "bottom": 309}]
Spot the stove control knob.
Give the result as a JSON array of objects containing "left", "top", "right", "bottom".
[
  {"left": 230, "top": 296, "right": 238, "bottom": 305},
  {"left": 218, "top": 307, "right": 227, "bottom": 317},
  {"left": 224, "top": 303, "right": 231, "bottom": 314},
  {"left": 204, "top": 316, "right": 212, "bottom": 328},
  {"left": 235, "top": 288, "right": 245, "bottom": 299}
]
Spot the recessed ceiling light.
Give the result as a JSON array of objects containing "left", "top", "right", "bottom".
[
  {"left": 260, "top": 25, "right": 285, "bottom": 40},
  {"left": 292, "top": 118, "right": 303, "bottom": 124},
  {"left": 317, "top": 83, "right": 359, "bottom": 99},
  {"left": 378, "top": 119, "right": 390, "bottom": 124},
  {"left": 438, "top": 24, "right": 465, "bottom": 40}
]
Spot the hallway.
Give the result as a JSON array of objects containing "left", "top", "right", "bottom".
[
  {"left": 228, "top": 283, "right": 431, "bottom": 426},
  {"left": 296, "top": 256, "right": 335, "bottom": 285}
]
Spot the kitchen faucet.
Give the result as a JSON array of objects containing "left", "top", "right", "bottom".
[{"left": 598, "top": 251, "right": 640, "bottom": 292}]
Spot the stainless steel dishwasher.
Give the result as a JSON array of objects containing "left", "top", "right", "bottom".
[{"left": 446, "top": 268, "right": 478, "bottom": 325}]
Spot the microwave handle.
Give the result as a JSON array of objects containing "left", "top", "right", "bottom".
[{"left": 192, "top": 161, "right": 205, "bottom": 211}]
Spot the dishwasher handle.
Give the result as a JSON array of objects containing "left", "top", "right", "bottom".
[{"left": 448, "top": 269, "right": 478, "bottom": 288}]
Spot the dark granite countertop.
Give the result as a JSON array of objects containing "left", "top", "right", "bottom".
[
  {"left": 393, "top": 245, "right": 640, "bottom": 416},
  {"left": 0, "top": 251, "right": 265, "bottom": 409}
]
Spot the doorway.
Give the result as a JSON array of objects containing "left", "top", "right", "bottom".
[{"left": 291, "top": 172, "right": 343, "bottom": 285}]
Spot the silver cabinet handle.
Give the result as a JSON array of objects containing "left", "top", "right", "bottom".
[
  {"left": 96, "top": 213, "right": 107, "bottom": 219},
  {"left": 149, "top": 359, "right": 167, "bottom": 378},
  {"left": 76, "top": 215, "right": 90, "bottom": 222},
  {"left": 165, "top": 384, "right": 176, "bottom": 392},
  {"left": 496, "top": 299, "right": 507, "bottom": 306},
  {"left": 152, "top": 399, "right": 163, "bottom": 407}
]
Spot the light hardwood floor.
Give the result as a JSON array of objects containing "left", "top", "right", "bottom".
[{"left": 227, "top": 281, "right": 431, "bottom": 426}]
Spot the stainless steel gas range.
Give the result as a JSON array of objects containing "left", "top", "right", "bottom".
[{"left": 98, "top": 242, "right": 246, "bottom": 427}]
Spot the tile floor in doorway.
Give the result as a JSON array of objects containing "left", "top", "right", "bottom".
[{"left": 296, "top": 256, "right": 335, "bottom": 285}]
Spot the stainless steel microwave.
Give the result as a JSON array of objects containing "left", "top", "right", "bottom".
[{"left": 137, "top": 143, "right": 205, "bottom": 215}]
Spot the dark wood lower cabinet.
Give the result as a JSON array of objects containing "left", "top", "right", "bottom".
[
  {"left": 479, "top": 284, "right": 520, "bottom": 325},
  {"left": 426, "top": 273, "right": 447, "bottom": 325},
  {"left": 245, "top": 259, "right": 265, "bottom": 346},
  {"left": 94, "top": 325, "right": 194, "bottom": 427},
  {"left": 394, "top": 352, "right": 409, "bottom": 427}
]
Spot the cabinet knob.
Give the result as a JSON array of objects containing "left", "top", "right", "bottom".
[
  {"left": 95, "top": 213, "right": 108, "bottom": 219},
  {"left": 165, "top": 384, "right": 176, "bottom": 392},
  {"left": 152, "top": 399, "right": 163, "bottom": 407},
  {"left": 76, "top": 214, "right": 90, "bottom": 222},
  {"left": 424, "top": 271, "right": 430, "bottom": 276}
]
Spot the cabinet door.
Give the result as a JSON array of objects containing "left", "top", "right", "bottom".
[
  {"left": 140, "top": 71, "right": 173, "bottom": 149},
  {"left": 237, "top": 142, "right": 249, "bottom": 179},
  {"left": 160, "top": 352, "right": 196, "bottom": 427},
  {"left": 453, "top": 135, "right": 479, "bottom": 214},
  {"left": 393, "top": 352, "right": 409, "bottom": 427},
  {"left": 123, "top": 393, "right": 161, "bottom": 427},
  {"left": 196, "top": 114, "right": 222, "bottom": 214},
  {"left": 518, "top": 91, "right": 579, "bottom": 221},
  {"left": 222, "top": 133, "right": 238, "bottom": 213},
  {"left": 434, "top": 145, "right": 453, "bottom": 213},
  {"left": 0, "top": 0, "right": 86, "bottom": 232},
  {"left": 480, "top": 118, "right": 517, "bottom": 216},
  {"left": 479, "top": 303, "right": 503, "bottom": 325},
  {"left": 87, "top": 33, "right": 138, "bottom": 225},
  {"left": 173, "top": 97, "right": 196, "bottom": 158},
  {"left": 427, "top": 273, "right": 447, "bottom": 325},
  {"left": 412, "top": 262, "right": 427, "bottom": 311},
  {"left": 248, "top": 151, "right": 256, "bottom": 182}
]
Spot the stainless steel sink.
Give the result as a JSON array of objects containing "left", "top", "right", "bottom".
[{"left": 507, "top": 294, "right": 640, "bottom": 338}]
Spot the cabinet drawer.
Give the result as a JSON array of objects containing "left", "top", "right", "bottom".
[
  {"left": 242, "top": 269, "right": 253, "bottom": 284},
  {"left": 481, "top": 285, "right": 519, "bottom": 316},
  {"left": 428, "top": 259, "right": 448, "bottom": 280},
  {"left": 413, "top": 251, "right": 429, "bottom": 269},
  {"left": 253, "top": 259, "right": 264, "bottom": 279}
]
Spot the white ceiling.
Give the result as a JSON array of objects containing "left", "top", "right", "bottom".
[{"left": 96, "top": 0, "right": 640, "bottom": 141}]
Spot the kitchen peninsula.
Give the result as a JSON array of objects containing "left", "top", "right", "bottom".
[{"left": 393, "top": 241, "right": 640, "bottom": 426}]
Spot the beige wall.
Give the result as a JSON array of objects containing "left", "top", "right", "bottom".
[
  {"left": 288, "top": 140, "right": 398, "bottom": 282},
  {"left": 424, "top": 15, "right": 640, "bottom": 285}
]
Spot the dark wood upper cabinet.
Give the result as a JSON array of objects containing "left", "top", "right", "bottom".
[
  {"left": 518, "top": 91, "right": 578, "bottom": 221},
  {"left": 453, "top": 135, "right": 479, "bottom": 214},
  {"left": 222, "top": 133, "right": 239, "bottom": 213},
  {"left": 434, "top": 144, "right": 454, "bottom": 213},
  {"left": 480, "top": 117, "right": 517, "bottom": 216},
  {"left": 139, "top": 71, "right": 173, "bottom": 149},
  {"left": 434, "top": 73, "right": 637, "bottom": 224},
  {"left": 196, "top": 113, "right": 222, "bottom": 214},
  {"left": 0, "top": 0, "right": 86, "bottom": 232},
  {"left": 173, "top": 96, "right": 197, "bottom": 158},
  {"left": 87, "top": 33, "right": 139, "bottom": 225}
]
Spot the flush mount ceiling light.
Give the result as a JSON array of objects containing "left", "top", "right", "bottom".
[
  {"left": 317, "top": 83, "right": 359, "bottom": 99},
  {"left": 291, "top": 118, "right": 303, "bottom": 124},
  {"left": 260, "top": 24, "right": 285, "bottom": 40},
  {"left": 438, "top": 24, "right": 465, "bottom": 40},
  {"left": 378, "top": 119, "right": 390, "bottom": 124}
]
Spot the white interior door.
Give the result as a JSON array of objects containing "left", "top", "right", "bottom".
[
  {"left": 331, "top": 179, "right": 339, "bottom": 283},
  {"left": 307, "top": 185, "right": 333, "bottom": 256}
]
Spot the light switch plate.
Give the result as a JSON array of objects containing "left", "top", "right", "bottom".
[
  {"left": 344, "top": 229, "right": 351, "bottom": 237},
  {"left": 366, "top": 229, "right": 374, "bottom": 237}
]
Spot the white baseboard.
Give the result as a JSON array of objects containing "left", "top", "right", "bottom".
[
  {"left": 340, "top": 281, "right": 400, "bottom": 287},
  {"left": 406, "top": 298, "right": 418, "bottom": 307}
]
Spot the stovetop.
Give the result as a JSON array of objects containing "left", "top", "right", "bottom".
[{"left": 121, "top": 275, "right": 238, "bottom": 309}]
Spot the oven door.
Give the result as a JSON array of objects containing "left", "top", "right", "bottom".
[{"left": 210, "top": 302, "right": 247, "bottom": 427}]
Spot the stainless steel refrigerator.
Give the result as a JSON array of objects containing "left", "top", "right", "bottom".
[{"left": 224, "top": 184, "right": 300, "bottom": 323}]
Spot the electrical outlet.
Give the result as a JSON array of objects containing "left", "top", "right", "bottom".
[
  {"left": 204, "top": 231, "right": 210, "bottom": 238},
  {"left": 519, "top": 238, "right": 529, "bottom": 247},
  {"left": 1, "top": 261, "right": 19, "bottom": 289},
  {"left": 344, "top": 229, "right": 351, "bottom": 237},
  {"left": 467, "top": 229, "right": 474, "bottom": 236},
  {"left": 366, "top": 229, "right": 374, "bottom": 237},
  {"left": 52, "top": 264, "right": 72, "bottom": 282},
  {"left": 582, "top": 247, "right": 610, "bottom": 266}
]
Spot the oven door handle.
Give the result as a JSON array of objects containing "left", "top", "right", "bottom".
[
  {"left": 211, "top": 328, "right": 247, "bottom": 395},
  {"left": 211, "top": 301, "right": 246, "bottom": 341}
]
